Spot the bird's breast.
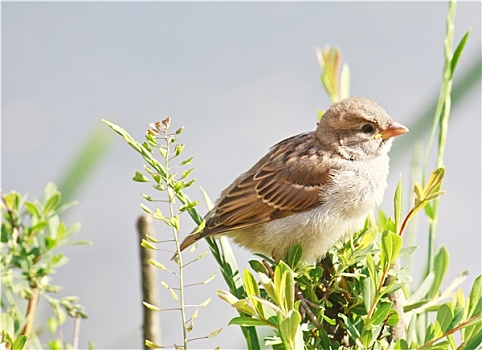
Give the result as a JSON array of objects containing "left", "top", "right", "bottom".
[{"left": 325, "top": 155, "right": 389, "bottom": 217}]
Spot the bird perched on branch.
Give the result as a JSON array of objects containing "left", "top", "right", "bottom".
[{"left": 180, "top": 96, "right": 408, "bottom": 262}]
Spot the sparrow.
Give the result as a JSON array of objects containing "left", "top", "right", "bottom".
[{"left": 180, "top": 96, "right": 408, "bottom": 262}]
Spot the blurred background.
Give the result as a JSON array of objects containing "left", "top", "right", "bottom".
[{"left": 2, "top": 2, "right": 480, "bottom": 349}]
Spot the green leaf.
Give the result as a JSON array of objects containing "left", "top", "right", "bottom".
[
  {"left": 381, "top": 231, "right": 402, "bottom": 266},
  {"left": 377, "top": 209, "right": 388, "bottom": 232},
  {"left": 468, "top": 275, "right": 482, "bottom": 318},
  {"left": 143, "top": 302, "right": 161, "bottom": 311},
  {"left": 243, "top": 269, "right": 264, "bottom": 318},
  {"left": 1, "top": 313, "right": 15, "bottom": 338},
  {"left": 160, "top": 281, "right": 178, "bottom": 301},
  {"left": 141, "top": 193, "right": 155, "bottom": 202},
  {"left": 158, "top": 145, "right": 167, "bottom": 158},
  {"left": 44, "top": 192, "right": 61, "bottom": 215},
  {"left": 405, "top": 272, "right": 435, "bottom": 306},
  {"left": 428, "top": 246, "right": 450, "bottom": 299},
  {"left": 318, "top": 328, "right": 333, "bottom": 349},
  {"left": 31, "top": 221, "right": 48, "bottom": 236},
  {"left": 424, "top": 323, "right": 436, "bottom": 344},
  {"left": 152, "top": 208, "right": 164, "bottom": 220},
  {"left": 464, "top": 328, "right": 482, "bottom": 350},
  {"left": 450, "top": 31, "right": 470, "bottom": 78},
  {"left": 360, "top": 328, "right": 373, "bottom": 348},
  {"left": 179, "top": 200, "right": 199, "bottom": 213},
  {"left": 387, "top": 310, "right": 400, "bottom": 326},
  {"left": 141, "top": 239, "right": 158, "bottom": 250},
  {"left": 207, "top": 328, "right": 222, "bottom": 338},
  {"left": 394, "top": 339, "right": 409, "bottom": 350},
  {"left": 414, "top": 182, "right": 424, "bottom": 205},
  {"left": 168, "top": 215, "right": 180, "bottom": 230},
  {"left": 259, "top": 272, "right": 277, "bottom": 302},
  {"left": 12, "top": 335, "right": 28, "bottom": 350},
  {"left": 142, "top": 141, "right": 153, "bottom": 152},
  {"left": 381, "top": 282, "right": 405, "bottom": 296},
  {"left": 140, "top": 203, "right": 153, "bottom": 214},
  {"left": 425, "top": 167, "right": 445, "bottom": 195},
  {"left": 249, "top": 260, "right": 267, "bottom": 274},
  {"left": 265, "top": 336, "right": 282, "bottom": 347},
  {"left": 321, "top": 313, "right": 337, "bottom": 326},
  {"left": 216, "top": 290, "right": 239, "bottom": 305},
  {"left": 447, "top": 306, "right": 464, "bottom": 332},
  {"left": 174, "top": 144, "right": 185, "bottom": 157},
  {"left": 44, "top": 182, "right": 59, "bottom": 201},
  {"left": 202, "top": 273, "right": 217, "bottom": 285},
  {"left": 48, "top": 339, "right": 64, "bottom": 350},
  {"left": 279, "top": 310, "right": 302, "bottom": 348},
  {"left": 199, "top": 298, "right": 211, "bottom": 307},
  {"left": 287, "top": 244, "right": 303, "bottom": 269},
  {"left": 149, "top": 259, "right": 167, "bottom": 270},
  {"left": 362, "top": 277, "right": 375, "bottom": 313},
  {"left": 24, "top": 201, "right": 41, "bottom": 218},
  {"left": 366, "top": 253, "right": 378, "bottom": 293},
  {"left": 383, "top": 217, "right": 396, "bottom": 233},
  {"left": 398, "top": 245, "right": 418, "bottom": 258},
  {"left": 181, "top": 156, "right": 194, "bottom": 166},
  {"left": 436, "top": 302, "right": 454, "bottom": 333},
  {"left": 274, "top": 262, "right": 295, "bottom": 311},
  {"left": 48, "top": 316, "right": 58, "bottom": 334},
  {"left": 370, "top": 302, "right": 392, "bottom": 325},
  {"left": 338, "top": 313, "right": 361, "bottom": 342},
  {"left": 229, "top": 317, "right": 268, "bottom": 327},
  {"left": 424, "top": 202, "right": 435, "bottom": 220},
  {"left": 251, "top": 296, "right": 283, "bottom": 314},
  {"left": 232, "top": 300, "right": 257, "bottom": 316},
  {"left": 181, "top": 168, "right": 194, "bottom": 179},
  {"left": 133, "top": 171, "right": 150, "bottom": 182},
  {"left": 152, "top": 174, "right": 162, "bottom": 185},
  {"left": 145, "top": 339, "right": 163, "bottom": 349}
]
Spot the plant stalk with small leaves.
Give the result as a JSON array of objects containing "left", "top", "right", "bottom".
[
  {"left": 1, "top": 183, "right": 89, "bottom": 349},
  {"left": 107, "top": 117, "right": 223, "bottom": 349}
]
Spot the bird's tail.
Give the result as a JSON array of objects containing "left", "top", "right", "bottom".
[
  {"left": 179, "top": 232, "right": 200, "bottom": 252},
  {"left": 171, "top": 232, "right": 201, "bottom": 261}
]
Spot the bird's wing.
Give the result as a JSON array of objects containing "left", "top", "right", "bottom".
[{"left": 200, "top": 134, "right": 334, "bottom": 237}]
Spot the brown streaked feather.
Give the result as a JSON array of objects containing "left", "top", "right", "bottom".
[
  {"left": 196, "top": 132, "right": 333, "bottom": 239},
  {"left": 178, "top": 96, "right": 408, "bottom": 257},
  {"left": 179, "top": 231, "right": 199, "bottom": 252}
]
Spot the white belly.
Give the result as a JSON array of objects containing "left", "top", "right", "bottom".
[{"left": 229, "top": 156, "right": 389, "bottom": 262}]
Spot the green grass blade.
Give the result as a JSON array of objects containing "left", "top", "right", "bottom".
[{"left": 58, "top": 122, "right": 115, "bottom": 202}]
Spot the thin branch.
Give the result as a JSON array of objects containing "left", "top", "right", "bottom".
[
  {"left": 418, "top": 314, "right": 481, "bottom": 349},
  {"left": 385, "top": 260, "right": 406, "bottom": 342},
  {"left": 21, "top": 288, "right": 40, "bottom": 336}
]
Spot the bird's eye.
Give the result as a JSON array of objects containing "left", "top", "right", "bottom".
[{"left": 361, "top": 124, "right": 374, "bottom": 133}]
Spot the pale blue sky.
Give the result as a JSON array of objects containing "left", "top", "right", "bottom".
[{"left": 2, "top": 2, "right": 481, "bottom": 348}]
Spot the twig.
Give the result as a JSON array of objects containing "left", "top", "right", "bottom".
[
  {"left": 418, "top": 314, "right": 481, "bottom": 349},
  {"left": 295, "top": 285, "right": 322, "bottom": 329},
  {"left": 385, "top": 259, "right": 406, "bottom": 342},
  {"left": 21, "top": 288, "right": 39, "bottom": 336},
  {"left": 137, "top": 215, "right": 161, "bottom": 349}
]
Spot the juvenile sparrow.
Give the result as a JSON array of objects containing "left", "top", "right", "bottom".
[{"left": 180, "top": 96, "right": 408, "bottom": 262}]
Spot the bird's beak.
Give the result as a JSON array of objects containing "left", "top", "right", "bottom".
[{"left": 376, "top": 121, "right": 409, "bottom": 140}]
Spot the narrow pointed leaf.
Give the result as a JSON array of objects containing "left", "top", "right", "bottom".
[
  {"left": 143, "top": 302, "right": 161, "bottom": 311},
  {"left": 229, "top": 317, "right": 268, "bottom": 327},
  {"left": 428, "top": 246, "right": 449, "bottom": 299}
]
